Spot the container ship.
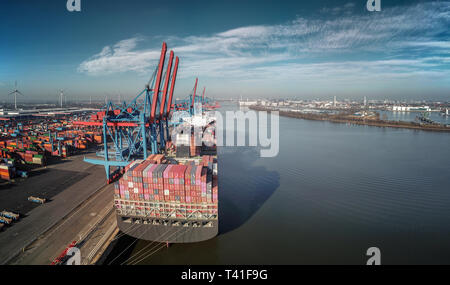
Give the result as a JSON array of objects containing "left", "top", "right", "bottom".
[
  {"left": 76, "top": 42, "right": 220, "bottom": 243},
  {"left": 113, "top": 114, "right": 218, "bottom": 243}
]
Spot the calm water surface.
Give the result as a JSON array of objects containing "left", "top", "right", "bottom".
[{"left": 105, "top": 103, "right": 450, "bottom": 265}]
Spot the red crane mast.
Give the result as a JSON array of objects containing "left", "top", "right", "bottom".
[{"left": 150, "top": 42, "right": 167, "bottom": 123}]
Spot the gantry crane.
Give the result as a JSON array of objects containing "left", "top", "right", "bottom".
[
  {"left": 173, "top": 80, "right": 219, "bottom": 116},
  {"left": 74, "top": 42, "right": 179, "bottom": 182}
]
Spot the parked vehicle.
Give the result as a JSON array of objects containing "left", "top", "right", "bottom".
[
  {"left": 0, "top": 216, "right": 12, "bottom": 225},
  {"left": 0, "top": 210, "right": 19, "bottom": 220},
  {"left": 28, "top": 196, "right": 46, "bottom": 204}
]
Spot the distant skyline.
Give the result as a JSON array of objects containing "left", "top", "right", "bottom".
[{"left": 1, "top": 0, "right": 449, "bottom": 103}]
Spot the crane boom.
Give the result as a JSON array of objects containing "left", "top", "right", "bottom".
[
  {"left": 150, "top": 42, "right": 167, "bottom": 123},
  {"left": 166, "top": 56, "right": 179, "bottom": 117},
  {"left": 202, "top": 87, "right": 206, "bottom": 103},
  {"left": 191, "top": 78, "right": 198, "bottom": 110},
  {"left": 159, "top": 50, "right": 174, "bottom": 119}
]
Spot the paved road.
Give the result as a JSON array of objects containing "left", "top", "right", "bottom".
[
  {"left": 0, "top": 153, "right": 96, "bottom": 214},
  {"left": 0, "top": 154, "right": 108, "bottom": 264},
  {"left": 9, "top": 184, "right": 114, "bottom": 265}
]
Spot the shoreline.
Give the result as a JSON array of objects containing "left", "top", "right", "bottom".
[{"left": 249, "top": 106, "right": 450, "bottom": 133}]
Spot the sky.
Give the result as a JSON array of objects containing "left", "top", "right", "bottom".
[{"left": 0, "top": 0, "right": 449, "bottom": 103}]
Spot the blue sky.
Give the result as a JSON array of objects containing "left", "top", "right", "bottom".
[{"left": 0, "top": 0, "right": 449, "bottom": 102}]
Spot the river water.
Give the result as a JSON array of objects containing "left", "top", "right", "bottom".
[{"left": 105, "top": 102, "right": 450, "bottom": 265}]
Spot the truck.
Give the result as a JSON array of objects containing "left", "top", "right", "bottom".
[
  {"left": 1, "top": 211, "right": 20, "bottom": 220},
  {"left": 28, "top": 196, "right": 46, "bottom": 204},
  {"left": 0, "top": 216, "right": 12, "bottom": 225}
]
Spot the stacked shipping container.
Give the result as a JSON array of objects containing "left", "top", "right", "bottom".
[
  {"left": 114, "top": 154, "right": 218, "bottom": 219},
  {"left": 0, "top": 115, "right": 104, "bottom": 168},
  {"left": 0, "top": 163, "right": 15, "bottom": 180},
  {"left": 189, "top": 133, "right": 201, "bottom": 157}
]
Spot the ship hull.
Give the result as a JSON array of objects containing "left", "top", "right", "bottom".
[{"left": 116, "top": 216, "right": 218, "bottom": 243}]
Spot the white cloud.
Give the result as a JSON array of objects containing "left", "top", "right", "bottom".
[
  {"left": 78, "top": 37, "right": 162, "bottom": 75},
  {"left": 408, "top": 41, "right": 450, "bottom": 49},
  {"left": 321, "top": 2, "right": 356, "bottom": 16},
  {"left": 78, "top": 1, "right": 450, "bottom": 88}
]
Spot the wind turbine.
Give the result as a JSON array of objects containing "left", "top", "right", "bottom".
[
  {"left": 59, "top": 89, "right": 64, "bottom": 108},
  {"left": 8, "top": 81, "right": 23, "bottom": 110}
]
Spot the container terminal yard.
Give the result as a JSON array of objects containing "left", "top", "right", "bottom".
[
  {"left": 0, "top": 42, "right": 219, "bottom": 265},
  {"left": 0, "top": 111, "right": 112, "bottom": 264}
]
